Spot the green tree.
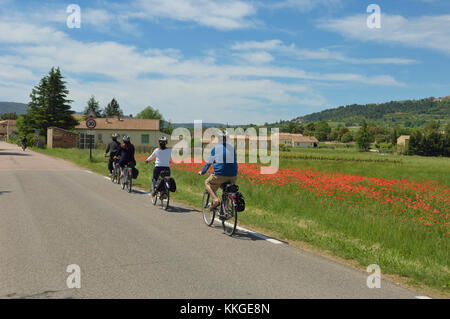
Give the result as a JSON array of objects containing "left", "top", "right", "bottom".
[
  {"left": 83, "top": 95, "right": 103, "bottom": 118},
  {"left": 135, "top": 106, "right": 162, "bottom": 120},
  {"left": 103, "top": 98, "right": 123, "bottom": 117},
  {"left": 0, "top": 112, "right": 18, "bottom": 120},
  {"left": 341, "top": 131, "right": 353, "bottom": 143},
  {"left": 356, "top": 120, "right": 371, "bottom": 151},
  {"left": 17, "top": 67, "right": 78, "bottom": 135}
]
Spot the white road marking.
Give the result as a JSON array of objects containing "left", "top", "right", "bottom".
[
  {"left": 85, "top": 170, "right": 93, "bottom": 174},
  {"left": 416, "top": 296, "right": 432, "bottom": 299},
  {"left": 97, "top": 170, "right": 283, "bottom": 245},
  {"left": 214, "top": 217, "right": 284, "bottom": 244}
]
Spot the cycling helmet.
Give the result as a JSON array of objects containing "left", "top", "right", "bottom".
[
  {"left": 158, "top": 136, "right": 168, "bottom": 144},
  {"left": 123, "top": 135, "right": 130, "bottom": 142},
  {"left": 111, "top": 133, "right": 119, "bottom": 139}
]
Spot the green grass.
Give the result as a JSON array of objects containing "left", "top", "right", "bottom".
[{"left": 34, "top": 146, "right": 450, "bottom": 296}]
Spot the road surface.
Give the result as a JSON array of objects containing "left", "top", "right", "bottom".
[{"left": 0, "top": 141, "right": 420, "bottom": 299}]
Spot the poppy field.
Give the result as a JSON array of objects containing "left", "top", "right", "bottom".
[{"left": 168, "top": 148, "right": 450, "bottom": 295}]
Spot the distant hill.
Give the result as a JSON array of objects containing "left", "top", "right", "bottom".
[
  {"left": 294, "top": 96, "right": 450, "bottom": 127},
  {"left": 0, "top": 102, "right": 28, "bottom": 115}
]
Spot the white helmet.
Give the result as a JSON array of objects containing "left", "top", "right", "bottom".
[
  {"left": 122, "top": 135, "right": 130, "bottom": 142},
  {"left": 158, "top": 136, "right": 168, "bottom": 144}
]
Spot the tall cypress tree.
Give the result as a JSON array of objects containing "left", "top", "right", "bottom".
[{"left": 18, "top": 67, "right": 78, "bottom": 135}]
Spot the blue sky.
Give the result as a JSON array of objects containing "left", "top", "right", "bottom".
[{"left": 0, "top": 0, "right": 449, "bottom": 124}]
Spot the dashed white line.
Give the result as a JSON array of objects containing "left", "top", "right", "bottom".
[{"left": 416, "top": 296, "right": 432, "bottom": 299}]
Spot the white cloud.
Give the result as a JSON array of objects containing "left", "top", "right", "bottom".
[
  {"left": 130, "top": 0, "right": 257, "bottom": 30},
  {"left": 232, "top": 51, "right": 274, "bottom": 64},
  {"left": 231, "top": 39, "right": 418, "bottom": 64},
  {"left": 262, "top": 0, "right": 341, "bottom": 12},
  {"left": 318, "top": 14, "right": 450, "bottom": 56}
]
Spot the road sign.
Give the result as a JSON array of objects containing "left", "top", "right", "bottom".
[
  {"left": 86, "top": 118, "right": 97, "bottom": 129},
  {"left": 87, "top": 109, "right": 97, "bottom": 118}
]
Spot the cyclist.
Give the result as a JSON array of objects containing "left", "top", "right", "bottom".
[
  {"left": 21, "top": 135, "right": 27, "bottom": 150},
  {"left": 145, "top": 136, "right": 172, "bottom": 196},
  {"left": 198, "top": 130, "right": 238, "bottom": 210},
  {"left": 104, "top": 133, "right": 121, "bottom": 175},
  {"left": 118, "top": 135, "right": 136, "bottom": 178}
]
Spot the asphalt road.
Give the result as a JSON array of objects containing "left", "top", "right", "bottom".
[{"left": 0, "top": 141, "right": 420, "bottom": 299}]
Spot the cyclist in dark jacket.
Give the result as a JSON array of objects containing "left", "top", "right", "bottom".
[
  {"left": 104, "top": 133, "right": 121, "bottom": 174},
  {"left": 21, "top": 135, "right": 27, "bottom": 150},
  {"left": 118, "top": 135, "right": 136, "bottom": 171}
]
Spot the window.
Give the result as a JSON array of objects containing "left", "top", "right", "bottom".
[
  {"left": 141, "top": 134, "right": 149, "bottom": 144},
  {"left": 97, "top": 134, "right": 102, "bottom": 142}
]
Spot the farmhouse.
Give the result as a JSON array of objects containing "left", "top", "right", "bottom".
[
  {"left": 397, "top": 135, "right": 410, "bottom": 149},
  {"left": 74, "top": 116, "right": 169, "bottom": 149},
  {"left": 0, "top": 120, "right": 17, "bottom": 141},
  {"left": 277, "top": 133, "right": 318, "bottom": 148}
]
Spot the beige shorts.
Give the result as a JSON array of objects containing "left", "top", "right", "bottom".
[{"left": 205, "top": 174, "right": 237, "bottom": 193}]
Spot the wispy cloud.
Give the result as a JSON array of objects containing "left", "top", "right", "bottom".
[
  {"left": 231, "top": 39, "right": 418, "bottom": 64},
  {"left": 318, "top": 13, "right": 450, "bottom": 56}
]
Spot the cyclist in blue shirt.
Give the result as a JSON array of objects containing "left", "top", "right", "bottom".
[{"left": 198, "top": 130, "right": 238, "bottom": 210}]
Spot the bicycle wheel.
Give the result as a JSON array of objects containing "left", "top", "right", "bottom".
[
  {"left": 121, "top": 171, "right": 126, "bottom": 190},
  {"left": 127, "top": 176, "right": 132, "bottom": 193},
  {"left": 111, "top": 167, "right": 116, "bottom": 183},
  {"left": 221, "top": 196, "right": 237, "bottom": 236},
  {"left": 160, "top": 190, "right": 169, "bottom": 210},
  {"left": 202, "top": 191, "right": 215, "bottom": 226}
]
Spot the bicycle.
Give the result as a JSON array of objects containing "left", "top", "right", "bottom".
[
  {"left": 120, "top": 163, "right": 133, "bottom": 193},
  {"left": 151, "top": 167, "right": 171, "bottom": 210},
  {"left": 108, "top": 156, "right": 120, "bottom": 184},
  {"left": 202, "top": 183, "right": 239, "bottom": 236}
]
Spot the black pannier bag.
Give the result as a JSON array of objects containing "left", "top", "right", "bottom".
[
  {"left": 224, "top": 183, "right": 239, "bottom": 193},
  {"left": 167, "top": 177, "right": 176, "bottom": 192},
  {"left": 132, "top": 167, "right": 139, "bottom": 179},
  {"left": 234, "top": 192, "right": 245, "bottom": 212}
]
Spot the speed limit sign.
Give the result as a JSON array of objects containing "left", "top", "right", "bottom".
[{"left": 86, "top": 118, "right": 96, "bottom": 129}]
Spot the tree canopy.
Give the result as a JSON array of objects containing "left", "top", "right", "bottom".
[
  {"left": 103, "top": 98, "right": 123, "bottom": 117},
  {"left": 83, "top": 95, "right": 103, "bottom": 118},
  {"left": 17, "top": 67, "right": 78, "bottom": 135}
]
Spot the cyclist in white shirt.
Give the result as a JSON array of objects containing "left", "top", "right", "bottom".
[{"left": 145, "top": 136, "right": 172, "bottom": 196}]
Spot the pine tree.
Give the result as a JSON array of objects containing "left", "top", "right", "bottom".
[
  {"left": 104, "top": 98, "right": 123, "bottom": 117},
  {"left": 83, "top": 95, "right": 103, "bottom": 118},
  {"left": 356, "top": 120, "right": 371, "bottom": 151},
  {"left": 17, "top": 67, "right": 78, "bottom": 135}
]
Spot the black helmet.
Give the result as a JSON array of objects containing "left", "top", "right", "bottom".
[
  {"left": 111, "top": 133, "right": 119, "bottom": 139},
  {"left": 123, "top": 135, "right": 130, "bottom": 142}
]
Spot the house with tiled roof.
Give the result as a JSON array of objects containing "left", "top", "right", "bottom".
[{"left": 74, "top": 116, "right": 169, "bottom": 149}]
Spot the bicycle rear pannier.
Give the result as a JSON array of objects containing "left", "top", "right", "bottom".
[
  {"left": 235, "top": 192, "right": 245, "bottom": 212},
  {"left": 168, "top": 177, "right": 176, "bottom": 192},
  {"left": 224, "top": 183, "right": 239, "bottom": 193},
  {"left": 132, "top": 167, "right": 139, "bottom": 179}
]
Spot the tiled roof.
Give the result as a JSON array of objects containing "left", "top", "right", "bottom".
[{"left": 75, "top": 117, "right": 159, "bottom": 131}]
